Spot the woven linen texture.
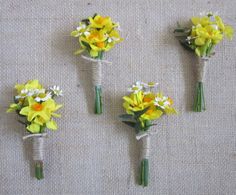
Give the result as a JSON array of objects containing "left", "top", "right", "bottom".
[{"left": 1, "top": 0, "right": 236, "bottom": 194}]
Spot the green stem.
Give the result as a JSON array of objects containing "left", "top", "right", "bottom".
[
  {"left": 139, "top": 158, "right": 149, "bottom": 187},
  {"left": 93, "top": 51, "right": 103, "bottom": 114},
  {"left": 95, "top": 85, "right": 102, "bottom": 114},
  {"left": 193, "top": 82, "right": 206, "bottom": 112},
  {"left": 35, "top": 161, "right": 44, "bottom": 180}
]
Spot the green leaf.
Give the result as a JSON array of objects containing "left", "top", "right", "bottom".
[
  {"left": 92, "top": 13, "right": 97, "bottom": 19},
  {"left": 143, "top": 120, "right": 156, "bottom": 131},
  {"left": 206, "top": 43, "right": 214, "bottom": 57},
  {"left": 81, "top": 41, "right": 90, "bottom": 49},
  {"left": 14, "top": 96, "right": 19, "bottom": 104},
  {"left": 81, "top": 19, "right": 90, "bottom": 26},
  {"left": 179, "top": 40, "right": 195, "bottom": 52},
  {"left": 135, "top": 122, "right": 143, "bottom": 133},
  {"left": 71, "top": 31, "right": 78, "bottom": 37},
  {"left": 134, "top": 107, "right": 150, "bottom": 118},
  {"left": 74, "top": 49, "right": 85, "bottom": 55}
]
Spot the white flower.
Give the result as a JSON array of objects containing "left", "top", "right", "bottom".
[
  {"left": 84, "top": 31, "right": 91, "bottom": 37},
  {"left": 21, "top": 89, "right": 29, "bottom": 94},
  {"left": 154, "top": 96, "right": 170, "bottom": 109},
  {"left": 49, "top": 86, "right": 63, "bottom": 96},
  {"left": 107, "top": 36, "right": 120, "bottom": 43},
  {"left": 116, "top": 22, "right": 122, "bottom": 31},
  {"left": 73, "top": 24, "right": 88, "bottom": 37},
  {"left": 142, "top": 82, "right": 158, "bottom": 89},
  {"left": 15, "top": 88, "right": 45, "bottom": 99},
  {"left": 35, "top": 92, "right": 52, "bottom": 102},
  {"left": 76, "top": 24, "right": 86, "bottom": 31},
  {"left": 211, "top": 24, "right": 219, "bottom": 30},
  {"left": 127, "top": 81, "right": 143, "bottom": 94},
  {"left": 142, "top": 82, "right": 158, "bottom": 94}
]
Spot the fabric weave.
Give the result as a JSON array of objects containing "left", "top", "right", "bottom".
[{"left": 0, "top": 0, "right": 236, "bottom": 194}]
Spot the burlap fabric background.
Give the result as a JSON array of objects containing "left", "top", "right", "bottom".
[{"left": 1, "top": 0, "right": 236, "bottom": 194}]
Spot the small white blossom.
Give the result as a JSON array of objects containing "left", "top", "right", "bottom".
[
  {"left": 35, "top": 92, "right": 52, "bottom": 102},
  {"left": 84, "top": 31, "right": 91, "bottom": 37},
  {"left": 116, "top": 22, "right": 122, "bottom": 31},
  {"left": 50, "top": 86, "right": 63, "bottom": 96},
  {"left": 15, "top": 88, "right": 45, "bottom": 99},
  {"left": 142, "top": 82, "right": 158, "bottom": 89},
  {"left": 154, "top": 96, "right": 170, "bottom": 109},
  {"left": 76, "top": 24, "right": 86, "bottom": 31},
  {"left": 127, "top": 81, "right": 143, "bottom": 94}
]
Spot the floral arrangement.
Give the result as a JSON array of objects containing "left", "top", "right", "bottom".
[
  {"left": 174, "top": 12, "right": 234, "bottom": 112},
  {"left": 119, "top": 81, "right": 177, "bottom": 187},
  {"left": 7, "top": 80, "right": 63, "bottom": 180},
  {"left": 71, "top": 13, "right": 123, "bottom": 114}
]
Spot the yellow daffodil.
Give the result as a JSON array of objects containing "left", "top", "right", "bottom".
[
  {"left": 72, "top": 14, "right": 123, "bottom": 58},
  {"left": 89, "top": 15, "right": 113, "bottom": 29},
  {"left": 123, "top": 91, "right": 163, "bottom": 121},
  {"left": 121, "top": 82, "right": 177, "bottom": 131},
  {"left": 141, "top": 94, "right": 163, "bottom": 121},
  {"left": 79, "top": 29, "right": 111, "bottom": 57},
  {"left": 7, "top": 80, "right": 63, "bottom": 134},
  {"left": 26, "top": 119, "right": 58, "bottom": 133},
  {"left": 71, "top": 23, "right": 88, "bottom": 37},
  {"left": 27, "top": 122, "right": 41, "bottom": 133},
  {"left": 154, "top": 93, "right": 176, "bottom": 114},
  {"left": 19, "top": 96, "right": 61, "bottom": 123},
  {"left": 191, "top": 16, "right": 211, "bottom": 27},
  {"left": 193, "top": 25, "right": 223, "bottom": 46},
  {"left": 224, "top": 25, "right": 234, "bottom": 40},
  {"left": 15, "top": 80, "right": 43, "bottom": 94},
  {"left": 188, "top": 14, "right": 234, "bottom": 57}
]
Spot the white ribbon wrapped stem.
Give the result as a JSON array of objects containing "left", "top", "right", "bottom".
[
  {"left": 23, "top": 133, "right": 47, "bottom": 161},
  {"left": 197, "top": 57, "right": 209, "bottom": 82},
  {"left": 81, "top": 55, "right": 112, "bottom": 86},
  {"left": 140, "top": 136, "right": 150, "bottom": 159}
]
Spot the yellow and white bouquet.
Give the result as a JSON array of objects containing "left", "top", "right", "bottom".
[
  {"left": 120, "top": 81, "right": 177, "bottom": 187},
  {"left": 174, "top": 12, "right": 234, "bottom": 111},
  {"left": 7, "top": 80, "right": 63, "bottom": 180},
  {"left": 71, "top": 13, "right": 123, "bottom": 114}
]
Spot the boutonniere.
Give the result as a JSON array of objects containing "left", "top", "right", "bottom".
[
  {"left": 7, "top": 80, "right": 63, "bottom": 180},
  {"left": 119, "top": 81, "right": 177, "bottom": 187},
  {"left": 174, "top": 12, "right": 234, "bottom": 112},
  {"left": 71, "top": 13, "right": 123, "bottom": 114}
]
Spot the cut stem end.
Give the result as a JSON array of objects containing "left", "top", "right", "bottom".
[
  {"left": 95, "top": 85, "right": 102, "bottom": 114},
  {"left": 139, "top": 158, "right": 149, "bottom": 187},
  {"left": 35, "top": 161, "right": 44, "bottom": 180},
  {"left": 193, "top": 82, "right": 206, "bottom": 112}
]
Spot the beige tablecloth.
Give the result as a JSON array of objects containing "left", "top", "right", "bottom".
[{"left": 1, "top": 0, "right": 236, "bottom": 194}]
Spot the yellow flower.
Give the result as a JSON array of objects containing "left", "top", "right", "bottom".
[
  {"left": 27, "top": 122, "right": 41, "bottom": 133},
  {"left": 26, "top": 119, "right": 58, "bottom": 133},
  {"left": 6, "top": 103, "right": 19, "bottom": 113},
  {"left": 191, "top": 16, "right": 211, "bottom": 27},
  {"left": 89, "top": 15, "right": 113, "bottom": 29},
  {"left": 15, "top": 80, "right": 43, "bottom": 94},
  {"left": 123, "top": 91, "right": 163, "bottom": 121},
  {"left": 71, "top": 23, "right": 88, "bottom": 37},
  {"left": 19, "top": 96, "right": 62, "bottom": 123},
  {"left": 154, "top": 93, "right": 177, "bottom": 114},
  {"left": 224, "top": 25, "right": 234, "bottom": 40},
  {"left": 79, "top": 29, "right": 110, "bottom": 57},
  {"left": 72, "top": 14, "right": 123, "bottom": 58}
]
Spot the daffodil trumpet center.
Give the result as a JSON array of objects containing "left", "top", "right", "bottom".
[{"left": 32, "top": 103, "right": 43, "bottom": 111}]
